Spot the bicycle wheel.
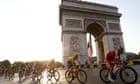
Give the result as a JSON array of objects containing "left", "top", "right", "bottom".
[
  {"left": 120, "top": 66, "right": 138, "bottom": 84},
  {"left": 99, "top": 67, "right": 111, "bottom": 83},
  {"left": 77, "top": 69, "right": 87, "bottom": 84},
  {"left": 65, "top": 70, "right": 73, "bottom": 83},
  {"left": 47, "top": 72, "right": 52, "bottom": 80},
  {"left": 31, "top": 74, "right": 35, "bottom": 81},
  {"left": 54, "top": 70, "right": 60, "bottom": 81}
]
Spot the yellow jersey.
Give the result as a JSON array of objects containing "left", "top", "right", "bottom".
[{"left": 67, "top": 55, "right": 79, "bottom": 63}]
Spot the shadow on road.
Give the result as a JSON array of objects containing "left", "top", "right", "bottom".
[{"left": 46, "top": 79, "right": 63, "bottom": 84}]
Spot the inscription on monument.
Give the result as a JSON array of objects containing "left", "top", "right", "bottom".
[{"left": 65, "top": 19, "right": 82, "bottom": 28}]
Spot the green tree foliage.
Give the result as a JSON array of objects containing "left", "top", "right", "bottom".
[
  {"left": 127, "top": 52, "right": 140, "bottom": 60},
  {"left": 1, "top": 60, "right": 11, "bottom": 69},
  {"left": 55, "top": 61, "right": 63, "bottom": 68},
  {"left": 138, "top": 52, "right": 140, "bottom": 56}
]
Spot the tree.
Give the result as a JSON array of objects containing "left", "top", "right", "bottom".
[
  {"left": 55, "top": 61, "right": 63, "bottom": 68},
  {"left": 1, "top": 60, "right": 11, "bottom": 69},
  {"left": 127, "top": 52, "right": 140, "bottom": 60},
  {"left": 138, "top": 52, "right": 140, "bottom": 56}
]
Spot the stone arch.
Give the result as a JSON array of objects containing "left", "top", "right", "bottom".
[
  {"left": 86, "top": 23, "right": 104, "bottom": 38},
  {"left": 84, "top": 19, "right": 107, "bottom": 33},
  {"left": 59, "top": 0, "right": 125, "bottom": 65}
]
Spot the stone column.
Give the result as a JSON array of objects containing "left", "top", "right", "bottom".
[{"left": 95, "top": 40, "right": 104, "bottom": 64}]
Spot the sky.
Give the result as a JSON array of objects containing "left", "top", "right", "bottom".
[{"left": 0, "top": 0, "right": 140, "bottom": 63}]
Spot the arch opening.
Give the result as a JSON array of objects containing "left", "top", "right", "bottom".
[{"left": 86, "top": 23, "right": 105, "bottom": 63}]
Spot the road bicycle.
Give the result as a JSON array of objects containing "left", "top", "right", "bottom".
[
  {"left": 99, "top": 63, "right": 138, "bottom": 84},
  {"left": 65, "top": 65, "right": 87, "bottom": 84},
  {"left": 8, "top": 72, "right": 15, "bottom": 80},
  {"left": 31, "top": 70, "right": 43, "bottom": 83},
  {"left": 47, "top": 68, "right": 60, "bottom": 81}
]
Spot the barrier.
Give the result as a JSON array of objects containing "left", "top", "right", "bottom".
[
  {"left": 61, "top": 60, "right": 140, "bottom": 70},
  {"left": 79, "top": 60, "right": 140, "bottom": 69}
]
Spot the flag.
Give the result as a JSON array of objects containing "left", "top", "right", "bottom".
[
  {"left": 87, "top": 42, "right": 92, "bottom": 61},
  {"left": 87, "top": 33, "right": 93, "bottom": 61}
]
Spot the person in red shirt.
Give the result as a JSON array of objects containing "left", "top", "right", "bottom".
[{"left": 105, "top": 47, "right": 124, "bottom": 82}]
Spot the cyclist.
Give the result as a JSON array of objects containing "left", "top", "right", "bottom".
[
  {"left": 67, "top": 53, "right": 81, "bottom": 69},
  {"left": 47, "top": 59, "right": 56, "bottom": 73},
  {"left": 105, "top": 47, "right": 124, "bottom": 82}
]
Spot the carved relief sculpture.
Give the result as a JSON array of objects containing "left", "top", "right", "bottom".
[
  {"left": 112, "top": 37, "right": 121, "bottom": 50},
  {"left": 70, "top": 36, "right": 80, "bottom": 54}
]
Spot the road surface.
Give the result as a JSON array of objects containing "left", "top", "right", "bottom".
[{"left": 0, "top": 65, "right": 140, "bottom": 84}]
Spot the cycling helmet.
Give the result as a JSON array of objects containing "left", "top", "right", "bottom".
[
  {"left": 118, "top": 46, "right": 123, "bottom": 53},
  {"left": 74, "top": 53, "right": 78, "bottom": 59}
]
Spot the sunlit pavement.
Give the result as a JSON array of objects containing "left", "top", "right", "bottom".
[
  {"left": 0, "top": 70, "right": 67, "bottom": 84},
  {"left": 0, "top": 65, "right": 140, "bottom": 84}
]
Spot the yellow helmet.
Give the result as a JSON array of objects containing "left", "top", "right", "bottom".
[
  {"left": 74, "top": 53, "right": 78, "bottom": 59},
  {"left": 118, "top": 46, "right": 123, "bottom": 53}
]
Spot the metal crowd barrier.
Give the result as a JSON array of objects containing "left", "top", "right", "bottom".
[{"left": 78, "top": 60, "right": 140, "bottom": 69}]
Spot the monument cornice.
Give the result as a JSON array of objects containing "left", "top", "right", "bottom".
[
  {"left": 62, "top": 30, "right": 86, "bottom": 34},
  {"left": 62, "top": 0, "right": 118, "bottom": 10},
  {"left": 60, "top": 5, "right": 121, "bottom": 17},
  {"left": 95, "top": 32, "right": 123, "bottom": 41},
  {"left": 104, "top": 32, "right": 123, "bottom": 35}
]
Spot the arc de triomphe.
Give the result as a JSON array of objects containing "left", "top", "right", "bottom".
[{"left": 59, "top": 0, "right": 125, "bottom": 65}]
